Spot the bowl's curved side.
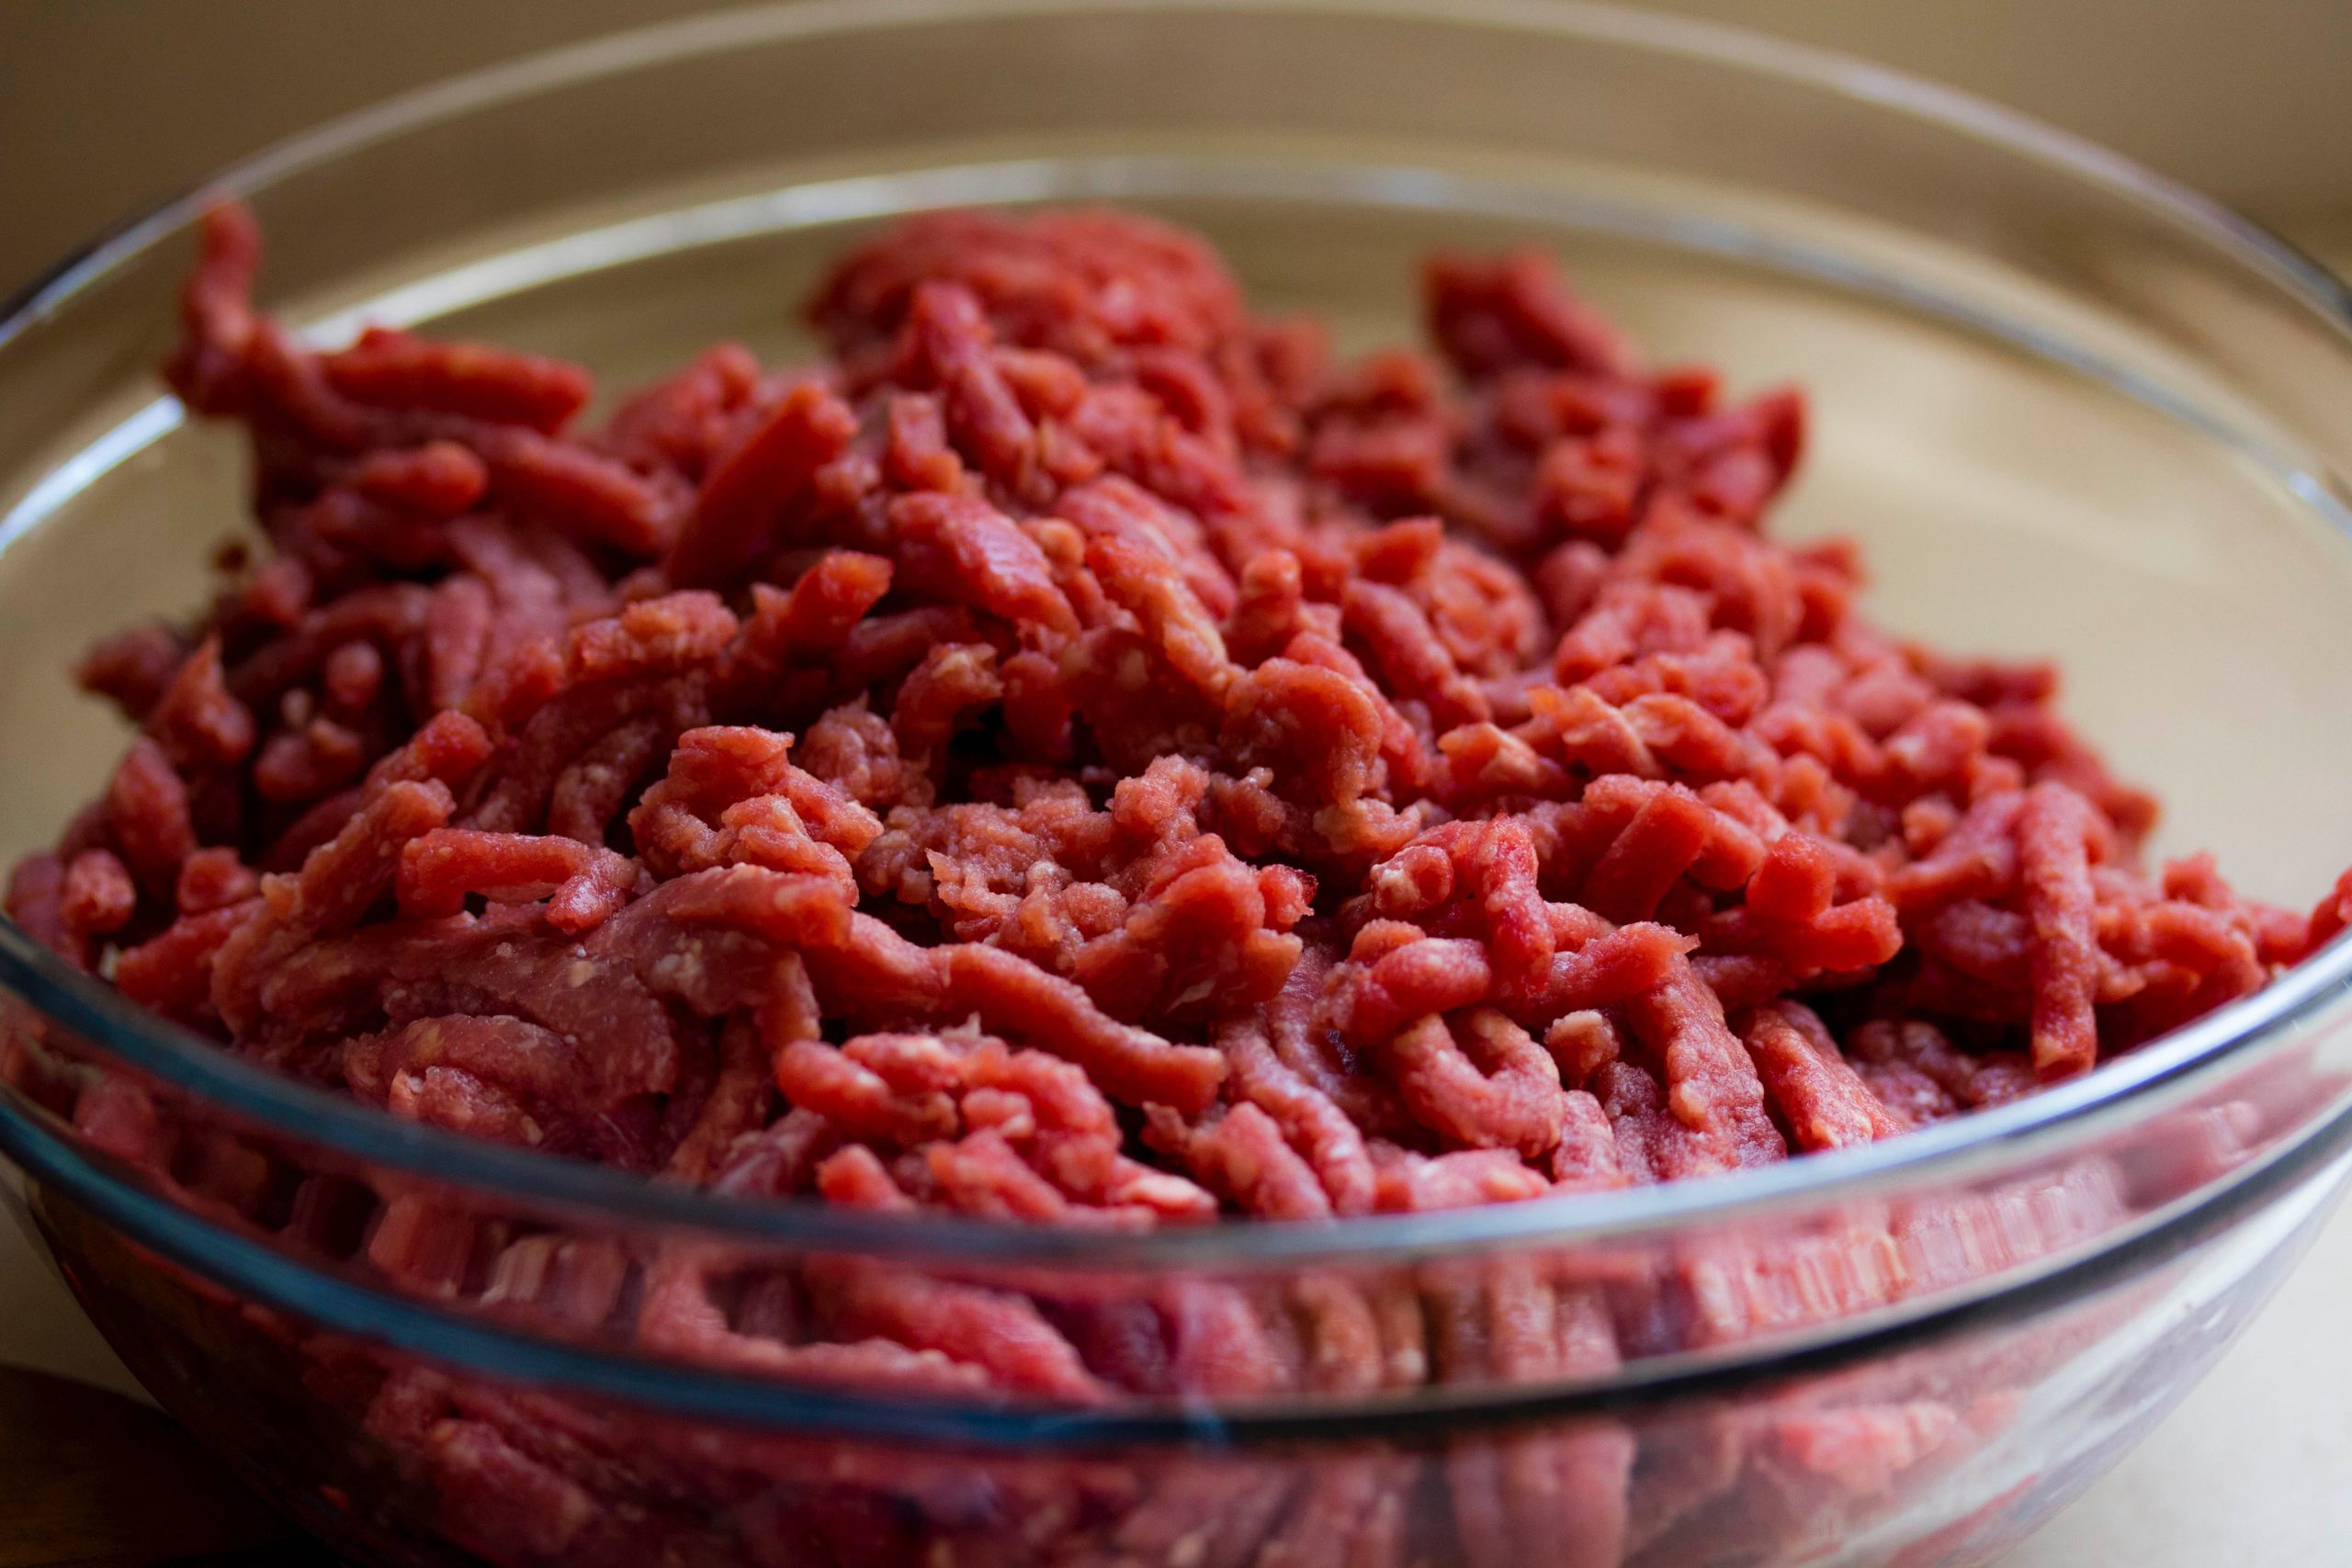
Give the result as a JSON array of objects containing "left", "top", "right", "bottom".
[{"left": 16, "top": 1137, "right": 2349, "bottom": 1568}]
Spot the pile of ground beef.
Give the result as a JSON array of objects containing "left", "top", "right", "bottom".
[{"left": 5, "top": 199, "right": 2341, "bottom": 1565}]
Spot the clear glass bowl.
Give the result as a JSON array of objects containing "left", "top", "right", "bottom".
[{"left": 6, "top": 5, "right": 2352, "bottom": 1565}]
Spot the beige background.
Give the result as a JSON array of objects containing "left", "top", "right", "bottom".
[
  {"left": 1, "top": 2, "right": 2349, "bottom": 1564},
  {"left": 3, "top": 0, "right": 2352, "bottom": 298}
]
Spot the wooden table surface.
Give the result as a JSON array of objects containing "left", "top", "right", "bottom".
[{"left": 0, "top": 1366, "right": 327, "bottom": 1568}]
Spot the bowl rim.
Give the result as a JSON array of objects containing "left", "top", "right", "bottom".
[
  {"left": 13, "top": 1063, "right": 2349, "bottom": 1444},
  {"left": 6, "top": 0, "right": 2352, "bottom": 1276}
]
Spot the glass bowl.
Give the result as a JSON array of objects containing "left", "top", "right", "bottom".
[{"left": 6, "top": 4, "right": 2352, "bottom": 1565}]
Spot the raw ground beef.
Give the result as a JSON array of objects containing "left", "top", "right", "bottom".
[{"left": 4, "top": 201, "right": 2336, "bottom": 1568}]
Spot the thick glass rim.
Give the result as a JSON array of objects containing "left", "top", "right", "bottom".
[
  {"left": 6, "top": 0, "right": 2352, "bottom": 1274},
  {"left": 11, "top": 1065, "right": 2348, "bottom": 1445}
]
